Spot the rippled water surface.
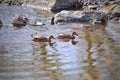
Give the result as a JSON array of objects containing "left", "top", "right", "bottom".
[{"left": 0, "top": 5, "right": 120, "bottom": 80}]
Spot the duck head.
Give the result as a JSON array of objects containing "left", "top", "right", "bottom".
[
  {"left": 49, "top": 36, "right": 55, "bottom": 41},
  {"left": 72, "top": 32, "right": 78, "bottom": 36},
  {"left": 32, "top": 36, "right": 40, "bottom": 42},
  {"left": 48, "top": 36, "right": 55, "bottom": 46},
  {"left": 71, "top": 32, "right": 78, "bottom": 39}
]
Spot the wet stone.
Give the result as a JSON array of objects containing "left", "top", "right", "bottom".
[
  {"left": 11, "top": 15, "right": 29, "bottom": 27},
  {"left": 54, "top": 10, "right": 108, "bottom": 25}
]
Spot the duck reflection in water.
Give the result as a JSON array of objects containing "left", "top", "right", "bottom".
[
  {"left": 82, "top": 29, "right": 101, "bottom": 80},
  {"left": 71, "top": 40, "right": 78, "bottom": 45},
  {"left": 32, "top": 40, "right": 61, "bottom": 80}
]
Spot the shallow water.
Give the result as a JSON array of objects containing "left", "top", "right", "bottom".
[{"left": 0, "top": 5, "right": 120, "bottom": 80}]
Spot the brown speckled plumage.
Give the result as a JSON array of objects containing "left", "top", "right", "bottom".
[
  {"left": 32, "top": 36, "right": 55, "bottom": 42},
  {"left": 57, "top": 32, "right": 78, "bottom": 40}
]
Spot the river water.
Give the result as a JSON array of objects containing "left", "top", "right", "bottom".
[{"left": 0, "top": 5, "right": 120, "bottom": 80}]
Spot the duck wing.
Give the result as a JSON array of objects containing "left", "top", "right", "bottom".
[
  {"left": 38, "top": 37, "right": 48, "bottom": 42},
  {"left": 57, "top": 34, "right": 71, "bottom": 39}
]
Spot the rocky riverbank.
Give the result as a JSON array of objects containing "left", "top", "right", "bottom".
[
  {"left": 0, "top": 0, "right": 24, "bottom": 6},
  {"left": 0, "top": 0, "right": 120, "bottom": 26}
]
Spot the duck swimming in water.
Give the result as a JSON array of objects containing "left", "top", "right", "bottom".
[
  {"left": 32, "top": 35, "right": 55, "bottom": 43},
  {"left": 57, "top": 32, "right": 78, "bottom": 41}
]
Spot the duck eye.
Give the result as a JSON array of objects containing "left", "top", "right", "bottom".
[{"left": 76, "top": 33, "right": 78, "bottom": 35}]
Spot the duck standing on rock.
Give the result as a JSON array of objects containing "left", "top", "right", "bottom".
[
  {"left": 57, "top": 32, "right": 78, "bottom": 41},
  {"left": 51, "top": 17, "right": 55, "bottom": 25},
  {"left": 0, "top": 20, "right": 3, "bottom": 28}
]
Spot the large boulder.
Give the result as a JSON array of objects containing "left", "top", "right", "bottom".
[
  {"left": 11, "top": 15, "right": 29, "bottom": 27},
  {"left": 51, "top": 0, "right": 77, "bottom": 12},
  {"left": 53, "top": 10, "right": 108, "bottom": 25}
]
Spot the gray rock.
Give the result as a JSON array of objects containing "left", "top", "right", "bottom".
[
  {"left": 51, "top": 0, "right": 77, "bottom": 12},
  {"left": 110, "top": 5, "right": 120, "bottom": 21},
  {"left": 0, "top": 0, "right": 23, "bottom": 6},
  {"left": 11, "top": 15, "right": 29, "bottom": 27},
  {"left": 111, "top": 6, "right": 120, "bottom": 17},
  {"left": 54, "top": 10, "right": 108, "bottom": 24}
]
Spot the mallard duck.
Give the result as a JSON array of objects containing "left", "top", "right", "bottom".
[
  {"left": 32, "top": 35, "right": 55, "bottom": 42},
  {"left": 0, "top": 20, "right": 3, "bottom": 28},
  {"left": 51, "top": 17, "right": 55, "bottom": 25},
  {"left": 57, "top": 32, "right": 78, "bottom": 40}
]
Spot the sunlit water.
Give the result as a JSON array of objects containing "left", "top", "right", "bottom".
[{"left": 0, "top": 5, "right": 120, "bottom": 80}]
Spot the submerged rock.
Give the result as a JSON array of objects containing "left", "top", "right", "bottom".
[
  {"left": 11, "top": 15, "right": 29, "bottom": 27},
  {"left": 54, "top": 10, "right": 108, "bottom": 25}
]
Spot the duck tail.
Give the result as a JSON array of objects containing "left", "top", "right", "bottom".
[{"left": 31, "top": 32, "right": 38, "bottom": 38}]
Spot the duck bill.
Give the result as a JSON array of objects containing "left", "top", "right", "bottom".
[
  {"left": 76, "top": 34, "right": 79, "bottom": 36},
  {"left": 53, "top": 37, "right": 56, "bottom": 39}
]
